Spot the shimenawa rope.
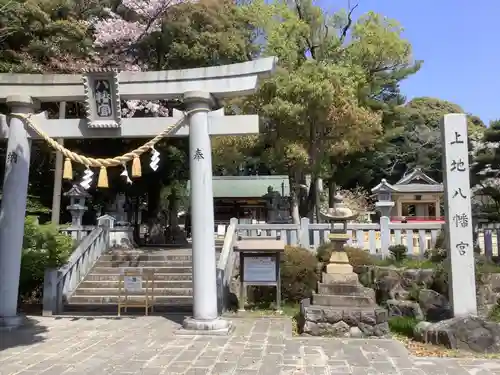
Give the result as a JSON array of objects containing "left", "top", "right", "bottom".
[{"left": 9, "top": 108, "right": 209, "bottom": 187}]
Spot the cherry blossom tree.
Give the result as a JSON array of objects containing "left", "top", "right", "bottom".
[{"left": 93, "top": 0, "right": 188, "bottom": 53}]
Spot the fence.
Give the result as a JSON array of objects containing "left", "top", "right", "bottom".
[{"left": 230, "top": 218, "right": 500, "bottom": 258}]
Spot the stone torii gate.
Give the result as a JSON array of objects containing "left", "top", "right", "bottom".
[{"left": 0, "top": 57, "right": 277, "bottom": 331}]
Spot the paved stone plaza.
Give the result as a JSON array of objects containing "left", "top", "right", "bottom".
[{"left": 1, "top": 316, "right": 500, "bottom": 375}]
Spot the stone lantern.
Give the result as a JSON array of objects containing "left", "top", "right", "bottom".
[
  {"left": 319, "top": 194, "right": 358, "bottom": 252},
  {"left": 374, "top": 179, "right": 395, "bottom": 217},
  {"left": 300, "top": 194, "right": 387, "bottom": 338},
  {"left": 64, "top": 184, "right": 90, "bottom": 240}
]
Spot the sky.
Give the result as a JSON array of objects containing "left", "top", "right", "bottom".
[{"left": 318, "top": 0, "right": 499, "bottom": 124}]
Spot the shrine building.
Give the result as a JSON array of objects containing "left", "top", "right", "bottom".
[
  {"left": 371, "top": 168, "right": 444, "bottom": 222},
  {"left": 187, "top": 175, "right": 290, "bottom": 223}
]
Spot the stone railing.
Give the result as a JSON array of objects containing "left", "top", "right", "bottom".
[
  {"left": 229, "top": 218, "right": 446, "bottom": 257},
  {"left": 216, "top": 218, "right": 238, "bottom": 313},
  {"left": 60, "top": 226, "right": 95, "bottom": 242},
  {"left": 42, "top": 225, "right": 109, "bottom": 315},
  {"left": 228, "top": 218, "right": 500, "bottom": 257}
]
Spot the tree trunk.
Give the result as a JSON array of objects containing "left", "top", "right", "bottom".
[
  {"left": 328, "top": 179, "right": 337, "bottom": 208},
  {"left": 147, "top": 183, "right": 165, "bottom": 244},
  {"left": 315, "top": 177, "right": 322, "bottom": 223},
  {"left": 165, "top": 188, "right": 188, "bottom": 244}
]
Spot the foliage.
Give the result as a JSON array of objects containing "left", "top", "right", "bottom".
[
  {"left": 470, "top": 120, "right": 500, "bottom": 221},
  {"left": 334, "top": 97, "right": 486, "bottom": 192},
  {"left": 0, "top": 0, "right": 96, "bottom": 73},
  {"left": 424, "top": 248, "right": 447, "bottom": 263},
  {"left": 249, "top": 245, "right": 318, "bottom": 304},
  {"left": 388, "top": 316, "right": 420, "bottom": 338},
  {"left": 388, "top": 244, "right": 407, "bottom": 262},
  {"left": 345, "top": 246, "right": 375, "bottom": 267},
  {"left": 19, "top": 216, "right": 73, "bottom": 302},
  {"left": 280, "top": 245, "right": 319, "bottom": 302},
  {"left": 315, "top": 242, "right": 334, "bottom": 264}
]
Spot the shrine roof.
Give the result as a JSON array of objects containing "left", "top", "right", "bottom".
[{"left": 372, "top": 169, "right": 444, "bottom": 194}]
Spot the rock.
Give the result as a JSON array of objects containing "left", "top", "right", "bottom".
[
  {"left": 349, "top": 326, "right": 364, "bottom": 338},
  {"left": 413, "top": 321, "right": 432, "bottom": 342},
  {"left": 331, "top": 321, "right": 350, "bottom": 336},
  {"left": 419, "top": 316, "right": 500, "bottom": 353},
  {"left": 373, "top": 322, "right": 390, "bottom": 337},
  {"left": 418, "top": 289, "right": 452, "bottom": 322},
  {"left": 386, "top": 299, "right": 424, "bottom": 320}
]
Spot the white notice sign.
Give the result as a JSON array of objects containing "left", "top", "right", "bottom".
[
  {"left": 244, "top": 256, "right": 276, "bottom": 282},
  {"left": 124, "top": 275, "right": 142, "bottom": 292},
  {"left": 441, "top": 113, "right": 477, "bottom": 317}
]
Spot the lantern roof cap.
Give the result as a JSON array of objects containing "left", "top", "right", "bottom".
[{"left": 64, "top": 184, "right": 90, "bottom": 198}]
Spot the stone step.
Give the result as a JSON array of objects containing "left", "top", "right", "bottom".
[
  {"left": 74, "top": 288, "right": 192, "bottom": 296},
  {"left": 317, "top": 283, "right": 374, "bottom": 298},
  {"left": 78, "top": 280, "right": 192, "bottom": 289},
  {"left": 95, "top": 260, "right": 193, "bottom": 268},
  {"left": 63, "top": 303, "right": 192, "bottom": 313},
  {"left": 85, "top": 273, "right": 192, "bottom": 281},
  {"left": 100, "top": 254, "right": 193, "bottom": 262},
  {"left": 91, "top": 266, "right": 192, "bottom": 274},
  {"left": 312, "top": 293, "right": 375, "bottom": 307},
  {"left": 68, "top": 295, "right": 193, "bottom": 304}
]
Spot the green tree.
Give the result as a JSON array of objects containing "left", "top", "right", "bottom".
[{"left": 233, "top": 0, "right": 420, "bottom": 222}]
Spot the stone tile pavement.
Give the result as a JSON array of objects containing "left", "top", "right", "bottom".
[{"left": 1, "top": 315, "right": 500, "bottom": 374}]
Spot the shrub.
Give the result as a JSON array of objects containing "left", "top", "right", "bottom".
[
  {"left": 388, "top": 244, "right": 407, "bottom": 262},
  {"left": 388, "top": 316, "right": 420, "bottom": 337},
  {"left": 249, "top": 246, "right": 318, "bottom": 305},
  {"left": 434, "top": 231, "right": 446, "bottom": 249},
  {"left": 424, "top": 248, "right": 447, "bottom": 263},
  {"left": 316, "top": 242, "right": 334, "bottom": 263},
  {"left": 345, "top": 246, "right": 375, "bottom": 267},
  {"left": 19, "top": 216, "right": 73, "bottom": 302},
  {"left": 280, "top": 246, "right": 319, "bottom": 302}
]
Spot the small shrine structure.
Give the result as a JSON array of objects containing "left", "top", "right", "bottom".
[{"left": 371, "top": 168, "right": 444, "bottom": 222}]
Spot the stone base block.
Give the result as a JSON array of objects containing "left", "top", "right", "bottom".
[
  {"left": 0, "top": 315, "right": 25, "bottom": 331},
  {"left": 317, "top": 282, "right": 375, "bottom": 300},
  {"left": 177, "top": 317, "right": 233, "bottom": 336},
  {"left": 312, "top": 293, "right": 375, "bottom": 307},
  {"left": 321, "top": 272, "right": 359, "bottom": 284},
  {"left": 299, "top": 300, "right": 389, "bottom": 338},
  {"left": 325, "top": 263, "right": 353, "bottom": 274},
  {"left": 328, "top": 251, "right": 350, "bottom": 264}
]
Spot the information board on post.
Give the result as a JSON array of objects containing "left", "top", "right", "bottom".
[
  {"left": 234, "top": 238, "right": 285, "bottom": 312},
  {"left": 118, "top": 269, "right": 155, "bottom": 316},
  {"left": 441, "top": 113, "right": 477, "bottom": 317},
  {"left": 124, "top": 275, "right": 142, "bottom": 292},
  {"left": 243, "top": 256, "right": 277, "bottom": 283}
]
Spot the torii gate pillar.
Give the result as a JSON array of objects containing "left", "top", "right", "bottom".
[
  {"left": 0, "top": 95, "right": 35, "bottom": 328},
  {"left": 181, "top": 91, "right": 226, "bottom": 331}
]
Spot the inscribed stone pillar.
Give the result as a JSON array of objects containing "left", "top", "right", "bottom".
[
  {"left": 182, "top": 91, "right": 230, "bottom": 332},
  {"left": 441, "top": 113, "right": 477, "bottom": 317},
  {"left": 0, "top": 95, "right": 35, "bottom": 327}
]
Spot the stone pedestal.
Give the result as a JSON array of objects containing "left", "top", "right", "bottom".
[{"left": 300, "top": 234, "right": 388, "bottom": 337}]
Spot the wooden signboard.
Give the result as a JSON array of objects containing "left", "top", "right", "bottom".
[
  {"left": 234, "top": 238, "right": 285, "bottom": 312},
  {"left": 117, "top": 269, "right": 155, "bottom": 316}
]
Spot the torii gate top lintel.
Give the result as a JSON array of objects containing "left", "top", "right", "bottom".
[{"left": 0, "top": 57, "right": 277, "bottom": 102}]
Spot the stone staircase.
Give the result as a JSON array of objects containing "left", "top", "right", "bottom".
[{"left": 65, "top": 247, "right": 220, "bottom": 313}]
